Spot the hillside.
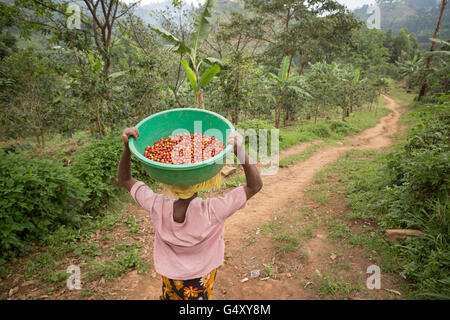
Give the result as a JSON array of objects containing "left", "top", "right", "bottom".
[
  {"left": 133, "top": 0, "right": 448, "bottom": 49},
  {"left": 354, "top": 0, "right": 449, "bottom": 48}
]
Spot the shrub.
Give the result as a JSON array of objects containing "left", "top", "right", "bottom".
[
  {"left": 311, "top": 123, "right": 332, "bottom": 138},
  {"left": 376, "top": 101, "right": 449, "bottom": 298},
  {"left": 0, "top": 151, "right": 88, "bottom": 264},
  {"left": 70, "top": 133, "right": 157, "bottom": 214},
  {"left": 328, "top": 120, "right": 357, "bottom": 136}
]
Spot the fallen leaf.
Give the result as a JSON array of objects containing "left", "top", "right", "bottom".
[
  {"left": 9, "top": 286, "right": 19, "bottom": 297},
  {"left": 21, "top": 280, "right": 35, "bottom": 287},
  {"left": 384, "top": 289, "right": 401, "bottom": 296}
]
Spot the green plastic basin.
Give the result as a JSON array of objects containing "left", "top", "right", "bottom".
[{"left": 129, "top": 108, "right": 235, "bottom": 186}]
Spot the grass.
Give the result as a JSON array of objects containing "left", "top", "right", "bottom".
[
  {"left": 222, "top": 174, "right": 246, "bottom": 188},
  {"left": 278, "top": 144, "right": 322, "bottom": 168},
  {"left": 310, "top": 150, "right": 404, "bottom": 272},
  {"left": 0, "top": 190, "right": 150, "bottom": 297},
  {"left": 387, "top": 86, "right": 416, "bottom": 107},
  {"left": 1, "top": 129, "right": 93, "bottom": 163},
  {"left": 85, "top": 242, "right": 150, "bottom": 282},
  {"left": 306, "top": 184, "right": 330, "bottom": 205},
  {"left": 326, "top": 219, "right": 352, "bottom": 241},
  {"left": 73, "top": 242, "right": 102, "bottom": 261},
  {"left": 272, "top": 231, "right": 300, "bottom": 254},
  {"left": 259, "top": 211, "right": 319, "bottom": 256},
  {"left": 317, "top": 271, "right": 362, "bottom": 299},
  {"left": 260, "top": 218, "right": 283, "bottom": 236},
  {"left": 124, "top": 216, "right": 142, "bottom": 235},
  {"left": 264, "top": 263, "right": 274, "bottom": 277}
]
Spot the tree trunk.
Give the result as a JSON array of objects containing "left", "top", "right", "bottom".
[
  {"left": 418, "top": 0, "right": 447, "bottom": 100},
  {"left": 197, "top": 89, "right": 205, "bottom": 109},
  {"left": 94, "top": 101, "right": 106, "bottom": 136},
  {"left": 34, "top": 130, "right": 41, "bottom": 146},
  {"left": 299, "top": 61, "right": 307, "bottom": 75},
  {"left": 232, "top": 104, "right": 239, "bottom": 124},
  {"left": 275, "top": 99, "right": 283, "bottom": 128},
  {"left": 40, "top": 128, "right": 45, "bottom": 146}
]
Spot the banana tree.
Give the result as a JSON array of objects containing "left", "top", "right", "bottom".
[
  {"left": 397, "top": 55, "right": 424, "bottom": 89},
  {"left": 267, "top": 56, "right": 309, "bottom": 128},
  {"left": 149, "top": 0, "right": 221, "bottom": 109}
]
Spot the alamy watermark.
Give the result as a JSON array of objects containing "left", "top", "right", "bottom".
[
  {"left": 366, "top": 3, "right": 381, "bottom": 30},
  {"left": 67, "top": 4, "right": 81, "bottom": 30},
  {"left": 366, "top": 264, "right": 381, "bottom": 290},
  {"left": 66, "top": 265, "right": 81, "bottom": 290}
]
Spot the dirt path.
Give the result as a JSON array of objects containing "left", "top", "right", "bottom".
[{"left": 121, "top": 95, "right": 404, "bottom": 300}]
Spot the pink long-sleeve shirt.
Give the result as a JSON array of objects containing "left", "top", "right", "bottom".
[{"left": 130, "top": 181, "right": 247, "bottom": 280}]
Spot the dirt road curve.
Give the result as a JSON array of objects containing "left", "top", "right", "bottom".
[{"left": 127, "top": 95, "right": 402, "bottom": 300}]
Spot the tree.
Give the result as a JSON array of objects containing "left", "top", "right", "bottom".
[
  {"left": 266, "top": 56, "right": 309, "bottom": 128},
  {"left": 149, "top": 0, "right": 222, "bottom": 109},
  {"left": 206, "top": 11, "right": 264, "bottom": 123},
  {"left": 305, "top": 62, "right": 340, "bottom": 122},
  {"left": 397, "top": 55, "right": 424, "bottom": 89},
  {"left": 0, "top": 49, "right": 59, "bottom": 144},
  {"left": 6, "top": 0, "right": 139, "bottom": 136},
  {"left": 241, "top": 0, "right": 360, "bottom": 74},
  {"left": 343, "top": 27, "right": 390, "bottom": 78},
  {"left": 0, "top": 11, "right": 18, "bottom": 59},
  {"left": 418, "top": 0, "right": 448, "bottom": 100},
  {"left": 83, "top": 1, "right": 138, "bottom": 80}
]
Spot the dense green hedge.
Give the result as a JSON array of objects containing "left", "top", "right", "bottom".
[
  {"left": 71, "top": 134, "right": 157, "bottom": 214},
  {"left": 380, "top": 102, "right": 449, "bottom": 298},
  {"left": 0, "top": 133, "right": 157, "bottom": 266},
  {"left": 0, "top": 152, "right": 88, "bottom": 264}
]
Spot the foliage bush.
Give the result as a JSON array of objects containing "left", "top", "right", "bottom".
[
  {"left": 70, "top": 133, "right": 158, "bottom": 214},
  {"left": 379, "top": 101, "right": 449, "bottom": 298},
  {"left": 309, "top": 123, "right": 332, "bottom": 138},
  {"left": 327, "top": 120, "right": 357, "bottom": 136},
  {"left": 0, "top": 133, "right": 158, "bottom": 270},
  {"left": 0, "top": 151, "right": 88, "bottom": 265}
]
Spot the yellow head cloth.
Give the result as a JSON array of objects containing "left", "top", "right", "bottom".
[{"left": 163, "top": 173, "right": 222, "bottom": 199}]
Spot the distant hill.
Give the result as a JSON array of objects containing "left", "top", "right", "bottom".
[
  {"left": 353, "top": 0, "right": 449, "bottom": 49},
  {"left": 132, "top": 0, "right": 449, "bottom": 49}
]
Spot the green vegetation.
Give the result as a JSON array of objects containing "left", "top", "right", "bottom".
[
  {"left": 312, "top": 96, "right": 449, "bottom": 299},
  {"left": 259, "top": 213, "right": 319, "bottom": 256},
  {"left": 279, "top": 144, "right": 322, "bottom": 168},
  {"left": 0, "top": 0, "right": 448, "bottom": 300},
  {"left": 0, "top": 134, "right": 157, "bottom": 272},
  {"left": 86, "top": 242, "right": 150, "bottom": 281},
  {"left": 317, "top": 271, "right": 362, "bottom": 299},
  {"left": 0, "top": 151, "right": 88, "bottom": 266}
]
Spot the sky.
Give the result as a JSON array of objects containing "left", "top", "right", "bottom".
[{"left": 126, "top": 0, "right": 378, "bottom": 11}]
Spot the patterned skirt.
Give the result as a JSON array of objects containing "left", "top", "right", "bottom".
[{"left": 160, "top": 268, "right": 217, "bottom": 300}]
